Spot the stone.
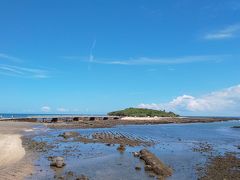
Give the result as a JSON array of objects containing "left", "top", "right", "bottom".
[
  {"left": 144, "top": 165, "right": 153, "bottom": 171},
  {"left": 133, "top": 152, "right": 140, "bottom": 157},
  {"left": 135, "top": 164, "right": 141, "bottom": 170},
  {"left": 117, "top": 144, "right": 126, "bottom": 152},
  {"left": 50, "top": 156, "right": 65, "bottom": 168},
  {"left": 76, "top": 175, "right": 89, "bottom": 180},
  {"left": 148, "top": 172, "right": 155, "bottom": 177},
  {"left": 59, "top": 132, "right": 79, "bottom": 139}
]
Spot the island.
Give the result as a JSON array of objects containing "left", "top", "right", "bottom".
[{"left": 107, "top": 107, "right": 179, "bottom": 117}]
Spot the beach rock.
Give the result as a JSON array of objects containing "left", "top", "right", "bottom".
[
  {"left": 133, "top": 152, "right": 140, "bottom": 157},
  {"left": 22, "top": 137, "right": 51, "bottom": 152},
  {"left": 67, "top": 171, "right": 74, "bottom": 176},
  {"left": 117, "top": 144, "right": 126, "bottom": 152},
  {"left": 138, "top": 149, "right": 172, "bottom": 178},
  {"left": 59, "top": 132, "right": 80, "bottom": 139},
  {"left": 57, "top": 176, "right": 64, "bottom": 180},
  {"left": 50, "top": 156, "right": 65, "bottom": 168},
  {"left": 148, "top": 172, "right": 155, "bottom": 177},
  {"left": 144, "top": 165, "right": 153, "bottom": 171},
  {"left": 76, "top": 175, "right": 89, "bottom": 180},
  {"left": 51, "top": 118, "right": 58, "bottom": 123},
  {"left": 157, "top": 176, "right": 164, "bottom": 180},
  {"left": 135, "top": 164, "right": 141, "bottom": 170}
]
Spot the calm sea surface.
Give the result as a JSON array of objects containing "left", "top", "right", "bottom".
[{"left": 0, "top": 113, "right": 105, "bottom": 119}]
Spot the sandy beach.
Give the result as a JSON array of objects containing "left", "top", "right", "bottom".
[
  {"left": 0, "top": 121, "right": 35, "bottom": 180},
  {"left": 0, "top": 134, "right": 25, "bottom": 167}
]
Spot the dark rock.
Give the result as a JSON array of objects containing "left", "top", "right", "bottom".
[
  {"left": 133, "top": 152, "right": 140, "bottom": 157},
  {"left": 73, "top": 117, "right": 79, "bottom": 121},
  {"left": 51, "top": 118, "right": 58, "bottom": 123},
  {"left": 76, "top": 175, "right": 89, "bottom": 180},
  {"left": 67, "top": 171, "right": 74, "bottom": 176},
  {"left": 117, "top": 144, "right": 126, "bottom": 152},
  {"left": 138, "top": 149, "right": 172, "bottom": 178},
  {"left": 59, "top": 131, "right": 80, "bottom": 139},
  {"left": 135, "top": 164, "right": 141, "bottom": 170},
  {"left": 144, "top": 165, "right": 153, "bottom": 171},
  {"left": 148, "top": 172, "right": 155, "bottom": 177}
]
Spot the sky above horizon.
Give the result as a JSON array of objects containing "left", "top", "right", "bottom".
[{"left": 0, "top": 0, "right": 240, "bottom": 116}]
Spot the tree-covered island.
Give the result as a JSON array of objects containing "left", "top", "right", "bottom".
[{"left": 108, "top": 108, "right": 179, "bottom": 117}]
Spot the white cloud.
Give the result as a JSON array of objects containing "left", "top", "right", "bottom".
[
  {"left": 0, "top": 53, "right": 21, "bottom": 62},
  {"left": 0, "top": 64, "right": 49, "bottom": 78},
  {"left": 89, "top": 39, "right": 96, "bottom": 62},
  {"left": 138, "top": 84, "right": 240, "bottom": 116},
  {"left": 63, "top": 54, "right": 231, "bottom": 66},
  {"left": 41, "top": 106, "right": 51, "bottom": 112},
  {"left": 92, "top": 55, "right": 225, "bottom": 65},
  {"left": 204, "top": 24, "right": 240, "bottom": 40},
  {"left": 57, "top": 108, "right": 69, "bottom": 113}
]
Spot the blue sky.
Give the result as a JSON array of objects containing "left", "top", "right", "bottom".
[{"left": 0, "top": 0, "right": 240, "bottom": 115}]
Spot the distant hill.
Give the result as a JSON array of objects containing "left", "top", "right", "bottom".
[{"left": 108, "top": 108, "right": 179, "bottom": 117}]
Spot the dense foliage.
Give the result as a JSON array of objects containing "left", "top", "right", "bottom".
[{"left": 108, "top": 108, "right": 179, "bottom": 117}]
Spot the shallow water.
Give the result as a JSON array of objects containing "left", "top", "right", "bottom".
[{"left": 28, "top": 120, "right": 240, "bottom": 180}]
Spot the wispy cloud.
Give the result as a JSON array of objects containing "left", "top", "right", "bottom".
[
  {"left": 88, "top": 39, "right": 96, "bottom": 70},
  {"left": 62, "top": 54, "right": 230, "bottom": 66},
  {"left": 89, "top": 39, "right": 96, "bottom": 62},
  {"left": 41, "top": 106, "right": 51, "bottom": 112},
  {"left": 0, "top": 52, "right": 50, "bottom": 78},
  {"left": 204, "top": 24, "right": 240, "bottom": 40},
  {"left": 90, "top": 54, "right": 229, "bottom": 65},
  {"left": 0, "top": 64, "right": 49, "bottom": 78},
  {"left": 138, "top": 84, "right": 240, "bottom": 116},
  {"left": 57, "top": 107, "right": 69, "bottom": 113},
  {"left": 0, "top": 53, "right": 22, "bottom": 62}
]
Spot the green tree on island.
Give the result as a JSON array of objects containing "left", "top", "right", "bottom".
[{"left": 108, "top": 108, "right": 179, "bottom": 117}]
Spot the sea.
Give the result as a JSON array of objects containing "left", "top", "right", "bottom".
[{"left": 0, "top": 113, "right": 105, "bottom": 119}]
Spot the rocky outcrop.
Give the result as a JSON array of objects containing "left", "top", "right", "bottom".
[{"left": 134, "top": 149, "right": 172, "bottom": 179}]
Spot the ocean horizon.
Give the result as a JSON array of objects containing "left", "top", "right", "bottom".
[{"left": 0, "top": 113, "right": 107, "bottom": 119}]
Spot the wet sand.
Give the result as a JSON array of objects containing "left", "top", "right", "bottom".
[{"left": 0, "top": 121, "right": 36, "bottom": 180}]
